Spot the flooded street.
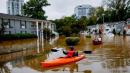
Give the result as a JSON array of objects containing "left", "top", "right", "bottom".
[{"left": 0, "top": 35, "right": 130, "bottom": 73}]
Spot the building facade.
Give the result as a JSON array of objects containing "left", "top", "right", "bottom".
[
  {"left": 0, "top": 13, "right": 57, "bottom": 36},
  {"left": 126, "top": 18, "right": 130, "bottom": 35},
  {"left": 87, "top": 22, "right": 126, "bottom": 35},
  {"left": 7, "top": 0, "right": 24, "bottom": 15},
  {"left": 74, "top": 4, "right": 93, "bottom": 19}
]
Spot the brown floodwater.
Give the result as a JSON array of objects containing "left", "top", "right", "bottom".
[{"left": 0, "top": 35, "right": 130, "bottom": 73}]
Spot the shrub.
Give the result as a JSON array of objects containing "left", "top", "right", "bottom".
[
  {"left": 65, "top": 37, "right": 80, "bottom": 46},
  {"left": 0, "top": 33, "right": 37, "bottom": 41},
  {"left": 86, "top": 35, "right": 91, "bottom": 38},
  {"left": 71, "top": 33, "right": 79, "bottom": 37},
  {"left": 43, "top": 28, "right": 55, "bottom": 40}
]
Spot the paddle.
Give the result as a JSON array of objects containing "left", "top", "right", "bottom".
[
  {"left": 51, "top": 49, "right": 59, "bottom": 52},
  {"left": 51, "top": 49, "right": 92, "bottom": 54},
  {"left": 83, "top": 50, "right": 92, "bottom": 54}
]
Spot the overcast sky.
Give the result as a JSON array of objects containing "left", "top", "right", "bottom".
[{"left": 0, "top": 0, "right": 102, "bottom": 20}]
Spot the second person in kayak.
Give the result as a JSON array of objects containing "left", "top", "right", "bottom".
[{"left": 63, "top": 46, "right": 78, "bottom": 58}]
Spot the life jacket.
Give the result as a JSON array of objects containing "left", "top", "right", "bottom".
[{"left": 66, "top": 50, "right": 75, "bottom": 57}]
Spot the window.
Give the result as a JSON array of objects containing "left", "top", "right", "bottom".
[
  {"left": 4, "top": 31, "right": 11, "bottom": 34},
  {"left": 31, "top": 24, "right": 36, "bottom": 28},
  {"left": 20, "top": 21, "right": 26, "bottom": 29},
  {"left": 78, "top": 8, "right": 86, "bottom": 16},
  {"left": 3, "top": 19, "right": 10, "bottom": 28},
  {"left": 9, "top": 31, "right": 11, "bottom": 34},
  {"left": 31, "top": 31, "right": 36, "bottom": 34},
  {"left": 21, "top": 24, "right": 25, "bottom": 28}
]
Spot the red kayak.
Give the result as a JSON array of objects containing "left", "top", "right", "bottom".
[
  {"left": 93, "top": 40, "right": 102, "bottom": 45},
  {"left": 41, "top": 55, "right": 85, "bottom": 68}
]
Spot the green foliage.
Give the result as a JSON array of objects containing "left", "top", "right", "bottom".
[
  {"left": 54, "top": 16, "right": 89, "bottom": 37},
  {"left": 43, "top": 28, "right": 55, "bottom": 40},
  {"left": 103, "top": 0, "right": 130, "bottom": 21},
  {"left": 0, "top": 33, "right": 37, "bottom": 41},
  {"left": 95, "top": 7, "right": 105, "bottom": 24},
  {"left": 77, "top": 16, "right": 88, "bottom": 30},
  {"left": 54, "top": 16, "right": 77, "bottom": 36},
  {"left": 71, "top": 33, "right": 79, "bottom": 37},
  {"left": 87, "top": 16, "right": 97, "bottom": 25},
  {"left": 86, "top": 35, "right": 91, "bottom": 38},
  {"left": 65, "top": 37, "right": 80, "bottom": 46},
  {"left": 22, "top": 0, "right": 50, "bottom": 19}
]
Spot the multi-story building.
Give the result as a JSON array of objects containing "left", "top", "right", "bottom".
[
  {"left": 7, "top": 0, "right": 24, "bottom": 15},
  {"left": 74, "top": 4, "right": 93, "bottom": 19},
  {"left": 0, "top": 13, "right": 57, "bottom": 36}
]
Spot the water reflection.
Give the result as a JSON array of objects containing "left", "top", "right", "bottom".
[
  {"left": 0, "top": 39, "right": 37, "bottom": 54},
  {"left": 0, "top": 63, "right": 11, "bottom": 73},
  {"left": 0, "top": 36, "right": 130, "bottom": 73}
]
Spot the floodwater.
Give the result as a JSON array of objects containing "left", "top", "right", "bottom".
[{"left": 0, "top": 35, "right": 130, "bottom": 73}]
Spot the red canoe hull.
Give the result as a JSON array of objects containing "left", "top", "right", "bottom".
[
  {"left": 93, "top": 40, "right": 102, "bottom": 45},
  {"left": 41, "top": 55, "right": 85, "bottom": 68}
]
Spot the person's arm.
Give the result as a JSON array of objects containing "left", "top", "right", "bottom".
[{"left": 63, "top": 50, "right": 67, "bottom": 55}]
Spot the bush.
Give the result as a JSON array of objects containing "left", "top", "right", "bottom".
[
  {"left": 65, "top": 37, "right": 80, "bottom": 46},
  {"left": 71, "top": 33, "right": 79, "bottom": 37},
  {"left": 0, "top": 33, "right": 37, "bottom": 41},
  {"left": 86, "top": 35, "right": 91, "bottom": 38},
  {"left": 43, "top": 28, "right": 55, "bottom": 40}
]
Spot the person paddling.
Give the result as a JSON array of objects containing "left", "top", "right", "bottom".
[{"left": 63, "top": 46, "right": 78, "bottom": 58}]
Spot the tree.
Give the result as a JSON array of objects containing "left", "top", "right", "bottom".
[
  {"left": 104, "top": 0, "right": 130, "bottom": 21},
  {"left": 126, "top": 6, "right": 130, "bottom": 18},
  {"left": 88, "top": 7, "right": 96, "bottom": 16},
  {"left": 54, "top": 16, "right": 89, "bottom": 36},
  {"left": 88, "top": 16, "right": 97, "bottom": 25},
  {"left": 22, "top": 0, "right": 50, "bottom": 20},
  {"left": 77, "top": 16, "right": 88, "bottom": 31},
  {"left": 54, "top": 16, "right": 76, "bottom": 36},
  {"left": 94, "top": 7, "right": 105, "bottom": 24}
]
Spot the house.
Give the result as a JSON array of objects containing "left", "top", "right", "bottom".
[
  {"left": 87, "top": 21, "right": 125, "bottom": 35},
  {"left": 0, "top": 13, "right": 57, "bottom": 37}
]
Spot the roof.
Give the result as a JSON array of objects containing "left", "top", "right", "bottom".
[
  {"left": 75, "top": 4, "right": 93, "bottom": 9},
  {"left": 0, "top": 13, "right": 45, "bottom": 22}
]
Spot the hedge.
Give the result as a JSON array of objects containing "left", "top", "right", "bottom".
[
  {"left": 86, "top": 35, "right": 91, "bottom": 38},
  {"left": 65, "top": 37, "right": 80, "bottom": 46},
  {"left": 0, "top": 33, "right": 37, "bottom": 41}
]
